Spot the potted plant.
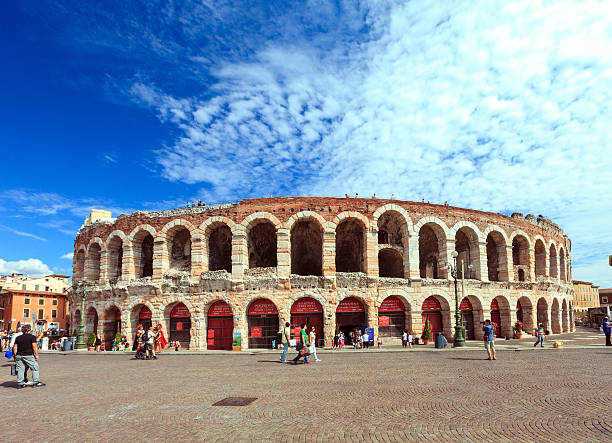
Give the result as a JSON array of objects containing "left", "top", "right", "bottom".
[
  {"left": 421, "top": 318, "right": 432, "bottom": 345},
  {"left": 513, "top": 321, "right": 523, "bottom": 339},
  {"left": 87, "top": 332, "right": 96, "bottom": 351}
]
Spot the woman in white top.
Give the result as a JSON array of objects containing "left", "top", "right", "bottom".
[
  {"left": 309, "top": 326, "right": 321, "bottom": 362},
  {"left": 407, "top": 332, "right": 413, "bottom": 349}
]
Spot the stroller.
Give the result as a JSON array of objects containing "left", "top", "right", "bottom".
[{"left": 134, "top": 342, "right": 147, "bottom": 359}]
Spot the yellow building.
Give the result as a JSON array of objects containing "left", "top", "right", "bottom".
[{"left": 572, "top": 280, "right": 600, "bottom": 312}]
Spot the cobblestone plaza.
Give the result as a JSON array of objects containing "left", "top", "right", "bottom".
[{"left": 2, "top": 329, "right": 611, "bottom": 442}]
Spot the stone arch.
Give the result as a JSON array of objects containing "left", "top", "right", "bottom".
[
  {"left": 290, "top": 215, "right": 324, "bottom": 276},
  {"left": 332, "top": 211, "right": 370, "bottom": 230},
  {"left": 452, "top": 223, "right": 482, "bottom": 280},
  {"left": 84, "top": 305, "right": 99, "bottom": 336},
  {"left": 85, "top": 238, "right": 103, "bottom": 283},
  {"left": 162, "top": 299, "right": 198, "bottom": 350},
  {"left": 102, "top": 304, "right": 122, "bottom": 349},
  {"left": 460, "top": 294, "right": 485, "bottom": 340},
  {"left": 161, "top": 221, "right": 194, "bottom": 273},
  {"left": 202, "top": 219, "right": 234, "bottom": 273},
  {"left": 158, "top": 219, "right": 198, "bottom": 239},
  {"left": 285, "top": 291, "right": 329, "bottom": 317},
  {"left": 417, "top": 219, "right": 448, "bottom": 279},
  {"left": 536, "top": 297, "right": 549, "bottom": 331},
  {"left": 335, "top": 215, "right": 367, "bottom": 273},
  {"left": 376, "top": 289, "right": 413, "bottom": 310},
  {"left": 127, "top": 301, "right": 156, "bottom": 339},
  {"left": 510, "top": 231, "right": 531, "bottom": 281},
  {"left": 534, "top": 238, "right": 547, "bottom": 278},
  {"left": 373, "top": 205, "right": 413, "bottom": 243},
  {"left": 129, "top": 225, "right": 156, "bottom": 278},
  {"left": 549, "top": 243, "right": 558, "bottom": 279},
  {"left": 491, "top": 295, "right": 512, "bottom": 338},
  {"left": 378, "top": 248, "right": 404, "bottom": 278},
  {"left": 420, "top": 293, "right": 452, "bottom": 341},
  {"left": 559, "top": 247, "right": 567, "bottom": 281},
  {"left": 74, "top": 246, "right": 86, "bottom": 281},
  {"left": 105, "top": 231, "right": 126, "bottom": 281},
  {"left": 551, "top": 298, "right": 562, "bottom": 334},
  {"left": 285, "top": 211, "right": 327, "bottom": 231},
  {"left": 246, "top": 219, "right": 278, "bottom": 269},
  {"left": 486, "top": 230, "right": 508, "bottom": 282}
]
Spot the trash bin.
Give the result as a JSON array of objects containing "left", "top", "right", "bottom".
[
  {"left": 434, "top": 332, "right": 445, "bottom": 348},
  {"left": 413, "top": 337, "right": 419, "bottom": 345},
  {"left": 62, "top": 339, "right": 72, "bottom": 351}
]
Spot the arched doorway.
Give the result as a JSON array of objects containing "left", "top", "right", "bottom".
[
  {"left": 537, "top": 298, "right": 549, "bottom": 333},
  {"left": 73, "top": 309, "right": 81, "bottom": 336},
  {"left": 207, "top": 301, "right": 233, "bottom": 350},
  {"left": 459, "top": 297, "right": 474, "bottom": 340},
  {"left": 336, "top": 297, "right": 366, "bottom": 345},
  {"left": 490, "top": 299, "right": 502, "bottom": 338},
  {"left": 422, "top": 296, "right": 443, "bottom": 338},
  {"left": 104, "top": 307, "right": 121, "bottom": 349},
  {"left": 517, "top": 296, "right": 534, "bottom": 333},
  {"left": 247, "top": 299, "right": 279, "bottom": 349},
  {"left": 170, "top": 303, "right": 192, "bottom": 349},
  {"left": 290, "top": 297, "right": 324, "bottom": 347},
  {"left": 378, "top": 296, "right": 405, "bottom": 338},
  {"left": 516, "top": 299, "right": 523, "bottom": 324},
  {"left": 85, "top": 307, "right": 98, "bottom": 335},
  {"left": 138, "top": 305, "right": 152, "bottom": 331}
]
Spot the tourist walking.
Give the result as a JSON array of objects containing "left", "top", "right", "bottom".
[
  {"left": 377, "top": 336, "right": 382, "bottom": 348},
  {"left": 292, "top": 324, "right": 310, "bottom": 364},
  {"left": 402, "top": 330, "right": 408, "bottom": 348},
  {"left": 362, "top": 331, "right": 369, "bottom": 349},
  {"left": 333, "top": 333, "right": 339, "bottom": 349},
  {"left": 13, "top": 325, "right": 45, "bottom": 388},
  {"left": 95, "top": 333, "right": 102, "bottom": 352},
  {"left": 483, "top": 319, "right": 496, "bottom": 360},
  {"left": 280, "top": 322, "right": 290, "bottom": 363},
  {"left": 602, "top": 317, "right": 611, "bottom": 346},
  {"left": 408, "top": 332, "right": 413, "bottom": 349},
  {"left": 145, "top": 326, "right": 157, "bottom": 359},
  {"left": 339, "top": 331, "right": 345, "bottom": 349},
  {"left": 534, "top": 323, "right": 545, "bottom": 347},
  {"left": 309, "top": 326, "right": 321, "bottom": 362}
]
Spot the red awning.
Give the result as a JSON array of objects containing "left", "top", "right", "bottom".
[
  {"left": 248, "top": 299, "right": 278, "bottom": 316},
  {"left": 291, "top": 297, "right": 323, "bottom": 314},
  {"left": 336, "top": 297, "right": 365, "bottom": 313},
  {"left": 379, "top": 296, "right": 404, "bottom": 312},
  {"left": 422, "top": 296, "right": 441, "bottom": 311},
  {"left": 171, "top": 303, "right": 191, "bottom": 318},
  {"left": 208, "top": 301, "right": 232, "bottom": 317}
]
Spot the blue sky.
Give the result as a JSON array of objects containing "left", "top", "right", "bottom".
[{"left": 1, "top": 1, "right": 611, "bottom": 286}]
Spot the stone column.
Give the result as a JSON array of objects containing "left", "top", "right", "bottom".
[
  {"left": 322, "top": 230, "right": 336, "bottom": 277},
  {"left": 365, "top": 229, "right": 378, "bottom": 276},
  {"left": 235, "top": 312, "right": 248, "bottom": 351},
  {"left": 122, "top": 241, "right": 135, "bottom": 283},
  {"left": 277, "top": 228, "right": 291, "bottom": 279},
  {"left": 476, "top": 241, "right": 488, "bottom": 282},
  {"left": 411, "top": 309, "right": 423, "bottom": 336},
  {"left": 324, "top": 303, "right": 335, "bottom": 347},
  {"left": 231, "top": 228, "right": 247, "bottom": 285},
  {"left": 152, "top": 237, "right": 167, "bottom": 282},
  {"left": 190, "top": 233, "right": 205, "bottom": 279},
  {"left": 367, "top": 300, "right": 378, "bottom": 342},
  {"left": 528, "top": 248, "right": 536, "bottom": 282},
  {"left": 407, "top": 234, "right": 420, "bottom": 280},
  {"left": 439, "top": 239, "right": 455, "bottom": 279},
  {"left": 191, "top": 314, "right": 206, "bottom": 351},
  {"left": 497, "top": 243, "right": 511, "bottom": 281},
  {"left": 99, "top": 250, "right": 108, "bottom": 285},
  {"left": 504, "top": 246, "right": 514, "bottom": 281}
]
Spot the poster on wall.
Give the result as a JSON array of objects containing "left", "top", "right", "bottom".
[
  {"left": 251, "top": 327, "right": 262, "bottom": 338},
  {"left": 379, "top": 316, "right": 390, "bottom": 326},
  {"left": 366, "top": 327, "right": 374, "bottom": 344},
  {"left": 232, "top": 330, "right": 241, "bottom": 351}
]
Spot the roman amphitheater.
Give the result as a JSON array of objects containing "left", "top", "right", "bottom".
[{"left": 69, "top": 197, "right": 574, "bottom": 350}]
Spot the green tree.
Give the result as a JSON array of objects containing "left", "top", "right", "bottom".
[
  {"left": 87, "top": 332, "right": 96, "bottom": 347},
  {"left": 421, "top": 317, "right": 432, "bottom": 341}
]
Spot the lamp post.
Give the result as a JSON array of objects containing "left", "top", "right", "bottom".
[
  {"left": 75, "top": 285, "right": 90, "bottom": 350},
  {"left": 446, "top": 250, "right": 466, "bottom": 347}
]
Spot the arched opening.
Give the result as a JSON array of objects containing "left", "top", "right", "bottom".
[
  {"left": 335, "top": 219, "right": 365, "bottom": 273},
  {"left": 459, "top": 297, "right": 475, "bottom": 340},
  {"left": 207, "top": 301, "right": 232, "bottom": 350},
  {"left": 247, "top": 299, "right": 279, "bottom": 349},
  {"left": 419, "top": 224, "right": 444, "bottom": 279},
  {"left": 169, "top": 303, "right": 191, "bottom": 349},
  {"left": 291, "top": 220, "right": 322, "bottom": 276},
  {"left": 517, "top": 296, "right": 534, "bottom": 333},
  {"left": 455, "top": 227, "right": 479, "bottom": 279},
  {"left": 248, "top": 221, "right": 277, "bottom": 268},
  {"left": 512, "top": 235, "right": 530, "bottom": 281},
  {"left": 107, "top": 236, "right": 124, "bottom": 281},
  {"left": 559, "top": 249, "right": 566, "bottom": 281},
  {"left": 208, "top": 224, "right": 232, "bottom": 273},
  {"left": 86, "top": 244, "right": 101, "bottom": 283},
  {"left": 75, "top": 250, "right": 85, "bottom": 281},
  {"left": 73, "top": 309, "right": 81, "bottom": 335},
  {"left": 378, "top": 296, "right": 407, "bottom": 338},
  {"left": 291, "top": 297, "right": 324, "bottom": 348},
  {"left": 378, "top": 249, "right": 404, "bottom": 278},
  {"left": 537, "top": 298, "right": 549, "bottom": 332},
  {"left": 562, "top": 299, "right": 569, "bottom": 332},
  {"left": 422, "top": 296, "right": 443, "bottom": 338},
  {"left": 377, "top": 211, "right": 406, "bottom": 247},
  {"left": 551, "top": 299, "right": 561, "bottom": 334},
  {"left": 132, "top": 230, "right": 154, "bottom": 278},
  {"left": 131, "top": 305, "right": 152, "bottom": 336},
  {"left": 549, "top": 244, "right": 558, "bottom": 278},
  {"left": 168, "top": 227, "right": 191, "bottom": 272},
  {"left": 103, "top": 306, "right": 121, "bottom": 349},
  {"left": 85, "top": 307, "right": 98, "bottom": 336},
  {"left": 486, "top": 232, "right": 505, "bottom": 282},
  {"left": 490, "top": 298, "right": 502, "bottom": 338},
  {"left": 336, "top": 297, "right": 366, "bottom": 346},
  {"left": 534, "top": 239, "right": 546, "bottom": 278},
  {"left": 518, "top": 269, "right": 525, "bottom": 281}
]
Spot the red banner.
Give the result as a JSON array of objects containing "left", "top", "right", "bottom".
[
  {"left": 422, "top": 296, "right": 441, "bottom": 311},
  {"left": 490, "top": 299, "right": 500, "bottom": 311},
  {"left": 248, "top": 299, "right": 278, "bottom": 316},
  {"left": 175, "top": 322, "right": 183, "bottom": 331},
  {"left": 291, "top": 297, "right": 323, "bottom": 314},
  {"left": 208, "top": 301, "right": 233, "bottom": 317},
  {"left": 207, "top": 338, "right": 214, "bottom": 346},
  {"left": 251, "top": 327, "right": 262, "bottom": 337},
  {"left": 139, "top": 306, "right": 152, "bottom": 319},
  {"left": 459, "top": 298, "right": 473, "bottom": 311},
  {"left": 207, "top": 329, "right": 214, "bottom": 338},
  {"left": 337, "top": 297, "right": 365, "bottom": 313},
  {"left": 379, "top": 296, "right": 404, "bottom": 312},
  {"left": 170, "top": 303, "right": 190, "bottom": 318},
  {"left": 379, "top": 316, "right": 390, "bottom": 326}
]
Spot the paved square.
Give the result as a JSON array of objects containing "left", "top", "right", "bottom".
[{"left": 2, "top": 339, "right": 611, "bottom": 441}]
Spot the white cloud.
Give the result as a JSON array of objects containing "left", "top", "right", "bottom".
[
  {"left": 0, "top": 258, "right": 53, "bottom": 278},
  {"left": 135, "top": 1, "right": 612, "bottom": 286},
  {"left": 0, "top": 224, "right": 47, "bottom": 241},
  {"left": 61, "top": 252, "right": 74, "bottom": 260}
]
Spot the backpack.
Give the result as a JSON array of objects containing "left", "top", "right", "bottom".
[{"left": 142, "top": 331, "right": 149, "bottom": 343}]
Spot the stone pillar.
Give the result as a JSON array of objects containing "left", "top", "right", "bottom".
[
  {"left": 411, "top": 309, "right": 423, "bottom": 336},
  {"left": 497, "top": 243, "right": 511, "bottom": 281},
  {"left": 190, "top": 233, "right": 205, "bottom": 280},
  {"left": 528, "top": 248, "right": 536, "bottom": 282},
  {"left": 476, "top": 241, "right": 488, "bottom": 282},
  {"left": 407, "top": 234, "right": 420, "bottom": 280},
  {"left": 231, "top": 228, "right": 247, "bottom": 284},
  {"left": 504, "top": 246, "right": 514, "bottom": 281},
  {"left": 367, "top": 300, "right": 378, "bottom": 341},
  {"left": 235, "top": 311, "right": 248, "bottom": 351},
  {"left": 277, "top": 228, "right": 291, "bottom": 279},
  {"left": 152, "top": 237, "right": 167, "bottom": 282},
  {"left": 99, "top": 250, "right": 108, "bottom": 285},
  {"left": 324, "top": 302, "right": 335, "bottom": 348},
  {"left": 365, "top": 229, "right": 378, "bottom": 276},
  {"left": 439, "top": 239, "right": 455, "bottom": 279},
  {"left": 322, "top": 230, "right": 336, "bottom": 277},
  {"left": 191, "top": 313, "right": 206, "bottom": 351},
  {"left": 122, "top": 241, "right": 135, "bottom": 283}
]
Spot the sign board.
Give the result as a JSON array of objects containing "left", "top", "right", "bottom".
[
  {"left": 232, "top": 331, "right": 241, "bottom": 351},
  {"left": 139, "top": 306, "right": 152, "bottom": 319},
  {"left": 208, "top": 301, "right": 233, "bottom": 317},
  {"left": 291, "top": 297, "right": 323, "bottom": 314},
  {"left": 422, "top": 296, "right": 441, "bottom": 311},
  {"left": 175, "top": 322, "right": 183, "bottom": 331},
  {"left": 207, "top": 338, "right": 214, "bottom": 346},
  {"left": 336, "top": 297, "right": 365, "bottom": 313},
  {"left": 459, "top": 298, "right": 473, "bottom": 311},
  {"left": 207, "top": 329, "right": 214, "bottom": 338},
  {"left": 248, "top": 299, "right": 278, "bottom": 316},
  {"left": 366, "top": 327, "right": 374, "bottom": 344},
  {"left": 379, "top": 316, "right": 390, "bottom": 326},
  {"left": 251, "top": 327, "right": 262, "bottom": 338},
  {"left": 170, "top": 303, "right": 191, "bottom": 318},
  {"left": 490, "top": 298, "right": 500, "bottom": 311},
  {"left": 379, "top": 296, "right": 404, "bottom": 312}
]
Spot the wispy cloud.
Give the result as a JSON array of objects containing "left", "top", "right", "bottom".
[
  {"left": 0, "top": 224, "right": 47, "bottom": 241},
  {"left": 61, "top": 252, "right": 74, "bottom": 260},
  {"left": 103, "top": 153, "right": 118, "bottom": 164},
  {"left": 0, "top": 258, "right": 53, "bottom": 277}
]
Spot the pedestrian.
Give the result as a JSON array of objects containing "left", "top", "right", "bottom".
[
  {"left": 10, "top": 328, "right": 30, "bottom": 384},
  {"left": 333, "top": 333, "right": 339, "bottom": 349},
  {"left": 155, "top": 324, "right": 168, "bottom": 353},
  {"left": 13, "top": 325, "right": 45, "bottom": 388},
  {"left": 483, "top": 319, "right": 496, "bottom": 360},
  {"left": 408, "top": 332, "right": 413, "bottom": 348},
  {"left": 95, "top": 333, "right": 102, "bottom": 352},
  {"left": 145, "top": 326, "right": 157, "bottom": 359},
  {"left": 534, "top": 323, "right": 545, "bottom": 347},
  {"left": 279, "top": 321, "right": 291, "bottom": 363},
  {"left": 402, "top": 330, "right": 408, "bottom": 348},
  {"left": 292, "top": 324, "right": 310, "bottom": 364},
  {"left": 377, "top": 336, "right": 382, "bottom": 348},
  {"left": 339, "top": 331, "right": 345, "bottom": 349},
  {"left": 362, "top": 331, "right": 369, "bottom": 349},
  {"left": 602, "top": 317, "right": 611, "bottom": 346},
  {"left": 309, "top": 326, "right": 321, "bottom": 362},
  {"left": 174, "top": 341, "right": 181, "bottom": 351}
]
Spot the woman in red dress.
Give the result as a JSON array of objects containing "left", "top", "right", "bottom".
[{"left": 155, "top": 323, "right": 168, "bottom": 353}]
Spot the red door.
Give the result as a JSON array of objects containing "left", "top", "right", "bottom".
[
  {"left": 491, "top": 311, "right": 501, "bottom": 337},
  {"left": 207, "top": 316, "right": 233, "bottom": 350},
  {"left": 422, "top": 312, "right": 442, "bottom": 336}
]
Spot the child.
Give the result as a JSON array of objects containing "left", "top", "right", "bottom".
[
  {"left": 174, "top": 341, "right": 181, "bottom": 351},
  {"left": 377, "top": 336, "right": 382, "bottom": 348},
  {"left": 408, "top": 332, "right": 413, "bottom": 349}
]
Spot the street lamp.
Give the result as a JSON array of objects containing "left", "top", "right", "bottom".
[
  {"left": 446, "top": 251, "right": 466, "bottom": 347},
  {"left": 74, "top": 284, "right": 91, "bottom": 350}
]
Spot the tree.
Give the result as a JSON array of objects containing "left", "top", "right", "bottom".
[
  {"left": 421, "top": 317, "right": 432, "bottom": 341},
  {"left": 87, "top": 332, "right": 96, "bottom": 348}
]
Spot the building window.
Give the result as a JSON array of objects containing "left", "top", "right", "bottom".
[
  {"left": 52, "top": 309, "right": 57, "bottom": 319},
  {"left": 21, "top": 284, "right": 26, "bottom": 290},
  {"left": 45, "top": 286, "right": 49, "bottom": 291},
  {"left": 604, "top": 297, "right": 608, "bottom": 304},
  {"left": 38, "top": 309, "right": 44, "bottom": 319},
  {"left": 23, "top": 308, "right": 29, "bottom": 318},
  {"left": 38, "top": 298, "right": 44, "bottom": 305},
  {"left": 35, "top": 285, "right": 39, "bottom": 291},
  {"left": 24, "top": 298, "right": 30, "bottom": 305},
  {"left": 52, "top": 299, "right": 58, "bottom": 306}
]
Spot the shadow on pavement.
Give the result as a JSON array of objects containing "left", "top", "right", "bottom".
[
  {"left": 448, "top": 357, "right": 488, "bottom": 361},
  {"left": 257, "top": 360, "right": 284, "bottom": 363},
  {"left": 0, "top": 381, "right": 20, "bottom": 389}
]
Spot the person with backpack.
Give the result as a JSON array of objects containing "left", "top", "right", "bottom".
[
  {"left": 483, "top": 319, "right": 496, "bottom": 360},
  {"left": 279, "top": 322, "right": 291, "bottom": 363},
  {"left": 144, "top": 326, "right": 157, "bottom": 359},
  {"left": 292, "top": 324, "right": 310, "bottom": 365}
]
